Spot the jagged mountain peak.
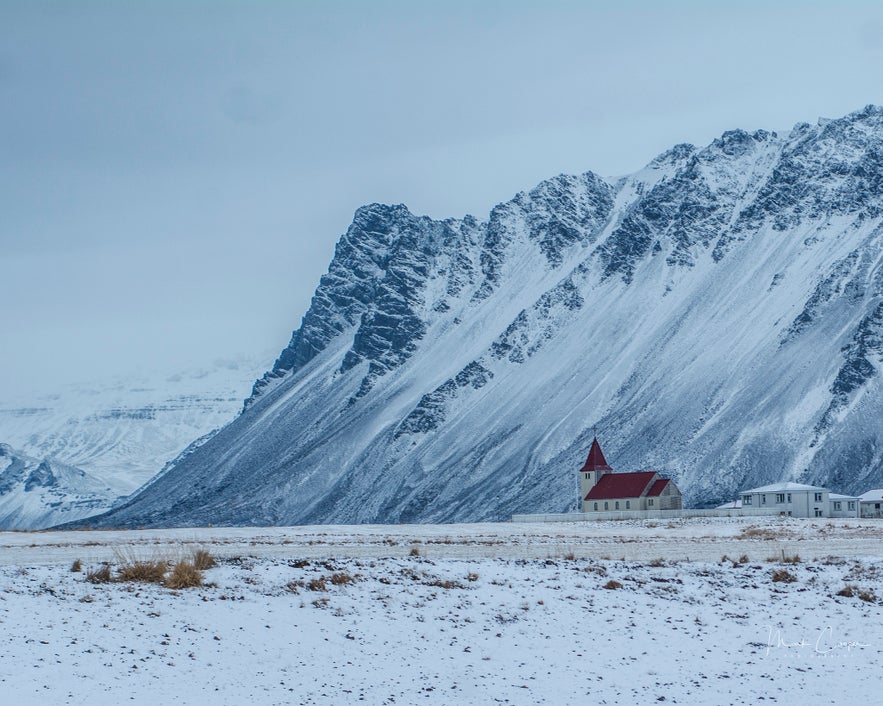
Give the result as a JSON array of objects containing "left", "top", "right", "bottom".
[{"left": 79, "top": 105, "right": 883, "bottom": 529}]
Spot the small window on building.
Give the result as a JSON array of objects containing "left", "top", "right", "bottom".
[
  {"left": 626, "top": 501, "right": 630, "bottom": 509},
  {"left": 787, "top": 493, "right": 791, "bottom": 503},
  {"left": 814, "top": 492, "right": 823, "bottom": 502},
  {"left": 593, "top": 502, "right": 598, "bottom": 511},
  {"left": 648, "top": 498, "right": 654, "bottom": 507},
  {"left": 848, "top": 501, "right": 855, "bottom": 510},
  {"left": 814, "top": 509, "right": 823, "bottom": 517},
  {"left": 604, "top": 502, "right": 608, "bottom": 510},
  {"left": 834, "top": 501, "right": 841, "bottom": 510},
  {"left": 742, "top": 495, "right": 752, "bottom": 505},
  {"left": 615, "top": 501, "right": 619, "bottom": 510},
  {"left": 776, "top": 493, "right": 785, "bottom": 504},
  {"left": 761, "top": 495, "right": 766, "bottom": 505}
]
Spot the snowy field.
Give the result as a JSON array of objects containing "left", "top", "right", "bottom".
[{"left": 1, "top": 517, "right": 882, "bottom": 705}]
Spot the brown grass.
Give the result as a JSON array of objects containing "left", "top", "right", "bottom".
[
  {"left": 603, "top": 579, "right": 623, "bottom": 590},
  {"left": 771, "top": 569, "right": 797, "bottom": 583},
  {"left": 70, "top": 559, "right": 82, "bottom": 573},
  {"left": 837, "top": 585, "right": 857, "bottom": 598},
  {"left": 191, "top": 549, "right": 217, "bottom": 571},
  {"left": 164, "top": 560, "right": 203, "bottom": 589},
  {"left": 86, "top": 564, "right": 112, "bottom": 584},
  {"left": 858, "top": 589, "right": 877, "bottom": 603},
  {"left": 307, "top": 577, "right": 328, "bottom": 591},
  {"left": 466, "top": 572, "right": 479, "bottom": 582},
  {"left": 330, "top": 572, "right": 355, "bottom": 586},
  {"left": 409, "top": 547, "right": 421, "bottom": 557},
  {"left": 117, "top": 559, "right": 168, "bottom": 584}
]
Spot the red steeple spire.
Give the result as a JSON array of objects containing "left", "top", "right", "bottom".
[{"left": 579, "top": 437, "right": 612, "bottom": 472}]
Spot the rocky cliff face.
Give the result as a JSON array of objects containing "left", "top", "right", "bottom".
[{"left": 84, "top": 105, "right": 883, "bottom": 528}]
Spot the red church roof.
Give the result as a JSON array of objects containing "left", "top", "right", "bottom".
[
  {"left": 584, "top": 471, "right": 657, "bottom": 501},
  {"left": 647, "top": 479, "right": 670, "bottom": 497},
  {"left": 579, "top": 437, "right": 612, "bottom": 472}
]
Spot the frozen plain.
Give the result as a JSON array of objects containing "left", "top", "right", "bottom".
[{"left": 1, "top": 517, "right": 882, "bottom": 705}]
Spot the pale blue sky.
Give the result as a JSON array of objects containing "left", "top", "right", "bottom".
[{"left": 2, "top": 1, "right": 883, "bottom": 396}]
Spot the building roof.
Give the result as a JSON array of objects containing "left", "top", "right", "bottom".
[
  {"left": 829, "top": 493, "right": 859, "bottom": 501},
  {"left": 647, "top": 479, "right": 670, "bottom": 497},
  {"left": 585, "top": 471, "right": 657, "bottom": 501},
  {"left": 579, "top": 437, "right": 612, "bottom": 472},
  {"left": 742, "top": 482, "right": 827, "bottom": 494},
  {"left": 717, "top": 499, "right": 742, "bottom": 509},
  {"left": 859, "top": 489, "right": 883, "bottom": 502}
]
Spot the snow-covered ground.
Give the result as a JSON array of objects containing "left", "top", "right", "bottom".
[{"left": 1, "top": 518, "right": 881, "bottom": 705}]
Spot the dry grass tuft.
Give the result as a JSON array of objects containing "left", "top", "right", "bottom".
[
  {"left": 86, "top": 564, "right": 112, "bottom": 584},
  {"left": 603, "top": 579, "right": 623, "bottom": 590},
  {"left": 164, "top": 560, "right": 203, "bottom": 589},
  {"left": 563, "top": 552, "right": 576, "bottom": 561},
  {"left": 409, "top": 547, "right": 421, "bottom": 557},
  {"left": 191, "top": 549, "right": 217, "bottom": 571},
  {"left": 70, "top": 559, "right": 82, "bottom": 573},
  {"left": 117, "top": 559, "right": 168, "bottom": 584},
  {"left": 307, "top": 577, "right": 328, "bottom": 592},
  {"left": 836, "top": 584, "right": 857, "bottom": 598},
  {"left": 771, "top": 569, "right": 797, "bottom": 583},
  {"left": 648, "top": 558, "right": 666, "bottom": 567},
  {"left": 466, "top": 572, "right": 479, "bottom": 582},
  {"left": 858, "top": 589, "right": 877, "bottom": 603},
  {"left": 330, "top": 572, "right": 355, "bottom": 586}
]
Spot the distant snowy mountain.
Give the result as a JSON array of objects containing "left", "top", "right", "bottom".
[
  {"left": 0, "top": 443, "right": 119, "bottom": 529},
  {"left": 85, "top": 105, "right": 883, "bottom": 528},
  {"left": 0, "top": 355, "right": 268, "bottom": 495}
]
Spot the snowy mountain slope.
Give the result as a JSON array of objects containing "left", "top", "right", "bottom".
[
  {"left": 84, "top": 105, "right": 883, "bottom": 528},
  {"left": 0, "top": 356, "right": 268, "bottom": 495},
  {"left": 0, "top": 443, "right": 119, "bottom": 529}
]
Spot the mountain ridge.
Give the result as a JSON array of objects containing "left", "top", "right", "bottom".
[{"left": 77, "top": 105, "right": 883, "bottom": 528}]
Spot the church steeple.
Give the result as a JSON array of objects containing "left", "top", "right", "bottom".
[
  {"left": 579, "top": 437, "right": 612, "bottom": 472},
  {"left": 578, "top": 436, "right": 612, "bottom": 508}
]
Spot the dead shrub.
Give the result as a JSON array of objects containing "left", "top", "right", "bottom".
[
  {"left": 290, "top": 559, "right": 310, "bottom": 569},
  {"left": 164, "top": 560, "right": 203, "bottom": 589},
  {"left": 858, "top": 589, "right": 877, "bottom": 603},
  {"left": 330, "top": 572, "right": 355, "bottom": 586},
  {"left": 70, "top": 559, "right": 82, "bottom": 573},
  {"left": 191, "top": 549, "right": 216, "bottom": 570},
  {"left": 563, "top": 552, "right": 576, "bottom": 561},
  {"left": 782, "top": 554, "right": 801, "bottom": 564},
  {"left": 466, "top": 572, "right": 479, "bottom": 582},
  {"left": 836, "top": 585, "right": 857, "bottom": 598},
  {"left": 648, "top": 558, "right": 666, "bottom": 567},
  {"left": 738, "top": 554, "right": 750, "bottom": 565},
  {"left": 307, "top": 577, "right": 328, "bottom": 592},
  {"left": 603, "top": 580, "right": 623, "bottom": 590},
  {"left": 117, "top": 559, "right": 168, "bottom": 584},
  {"left": 86, "top": 564, "right": 111, "bottom": 584},
  {"left": 771, "top": 569, "right": 797, "bottom": 583},
  {"left": 284, "top": 580, "right": 303, "bottom": 594},
  {"left": 409, "top": 547, "right": 421, "bottom": 557}
]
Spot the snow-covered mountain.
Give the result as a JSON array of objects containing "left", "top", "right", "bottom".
[
  {"left": 0, "top": 443, "right": 120, "bottom": 529},
  {"left": 84, "top": 105, "right": 883, "bottom": 528},
  {"left": 0, "top": 355, "right": 268, "bottom": 496}
]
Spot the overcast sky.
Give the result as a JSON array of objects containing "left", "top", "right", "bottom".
[{"left": 3, "top": 1, "right": 883, "bottom": 398}]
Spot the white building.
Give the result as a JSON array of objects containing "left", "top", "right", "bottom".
[
  {"left": 859, "top": 489, "right": 883, "bottom": 518},
  {"left": 739, "top": 482, "right": 831, "bottom": 518},
  {"left": 828, "top": 493, "right": 860, "bottom": 518}
]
